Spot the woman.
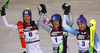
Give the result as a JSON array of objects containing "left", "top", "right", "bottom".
[
  {"left": 1, "top": 7, "right": 49, "bottom": 53},
  {"left": 62, "top": 3, "right": 100, "bottom": 53},
  {"left": 37, "top": 4, "right": 74, "bottom": 53}
]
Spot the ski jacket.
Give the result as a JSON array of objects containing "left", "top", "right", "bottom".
[
  {"left": 50, "top": 26, "right": 63, "bottom": 49},
  {"left": 62, "top": 14, "right": 100, "bottom": 53},
  {"left": 2, "top": 16, "right": 49, "bottom": 43}
]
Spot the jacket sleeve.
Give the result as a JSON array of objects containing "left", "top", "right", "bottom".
[
  {"left": 39, "top": 13, "right": 52, "bottom": 33},
  {"left": 2, "top": 16, "right": 17, "bottom": 29},
  {"left": 35, "top": 14, "right": 50, "bottom": 28},
  {"left": 43, "top": 14, "right": 50, "bottom": 24},
  {"left": 62, "top": 14, "right": 77, "bottom": 36},
  {"left": 94, "top": 33, "right": 100, "bottom": 53},
  {"left": 68, "top": 12, "right": 74, "bottom": 27}
]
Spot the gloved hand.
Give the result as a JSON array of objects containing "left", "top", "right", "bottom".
[
  {"left": 62, "top": 3, "right": 71, "bottom": 15},
  {"left": 37, "top": 4, "right": 47, "bottom": 15},
  {"left": 1, "top": 7, "right": 6, "bottom": 16}
]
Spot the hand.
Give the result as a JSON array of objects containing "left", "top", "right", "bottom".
[
  {"left": 62, "top": 3, "right": 71, "bottom": 15},
  {"left": 1, "top": 7, "right": 6, "bottom": 16},
  {"left": 37, "top": 4, "right": 47, "bottom": 15}
]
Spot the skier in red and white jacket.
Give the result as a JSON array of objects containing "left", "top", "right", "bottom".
[{"left": 1, "top": 6, "right": 49, "bottom": 53}]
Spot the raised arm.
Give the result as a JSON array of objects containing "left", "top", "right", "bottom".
[
  {"left": 35, "top": 14, "right": 50, "bottom": 28},
  {"left": 1, "top": 7, "right": 17, "bottom": 29},
  {"left": 62, "top": 3, "right": 77, "bottom": 36},
  {"left": 37, "top": 4, "right": 52, "bottom": 33},
  {"left": 39, "top": 13, "right": 52, "bottom": 33},
  {"left": 62, "top": 15, "right": 77, "bottom": 36},
  {"left": 68, "top": 12, "right": 74, "bottom": 27}
]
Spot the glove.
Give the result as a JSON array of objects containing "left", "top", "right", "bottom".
[
  {"left": 62, "top": 3, "right": 71, "bottom": 15},
  {"left": 1, "top": 7, "right": 6, "bottom": 16},
  {"left": 37, "top": 4, "right": 47, "bottom": 15},
  {"left": 23, "top": 51, "right": 26, "bottom": 53}
]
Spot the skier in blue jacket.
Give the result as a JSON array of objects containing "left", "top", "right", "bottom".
[{"left": 62, "top": 3, "right": 100, "bottom": 53}]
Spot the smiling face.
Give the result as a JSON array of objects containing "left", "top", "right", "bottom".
[
  {"left": 78, "top": 23, "right": 87, "bottom": 31},
  {"left": 52, "top": 20, "right": 60, "bottom": 28},
  {"left": 23, "top": 15, "right": 31, "bottom": 23}
]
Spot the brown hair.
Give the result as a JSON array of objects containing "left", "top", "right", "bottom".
[{"left": 23, "top": 18, "right": 36, "bottom": 29}]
